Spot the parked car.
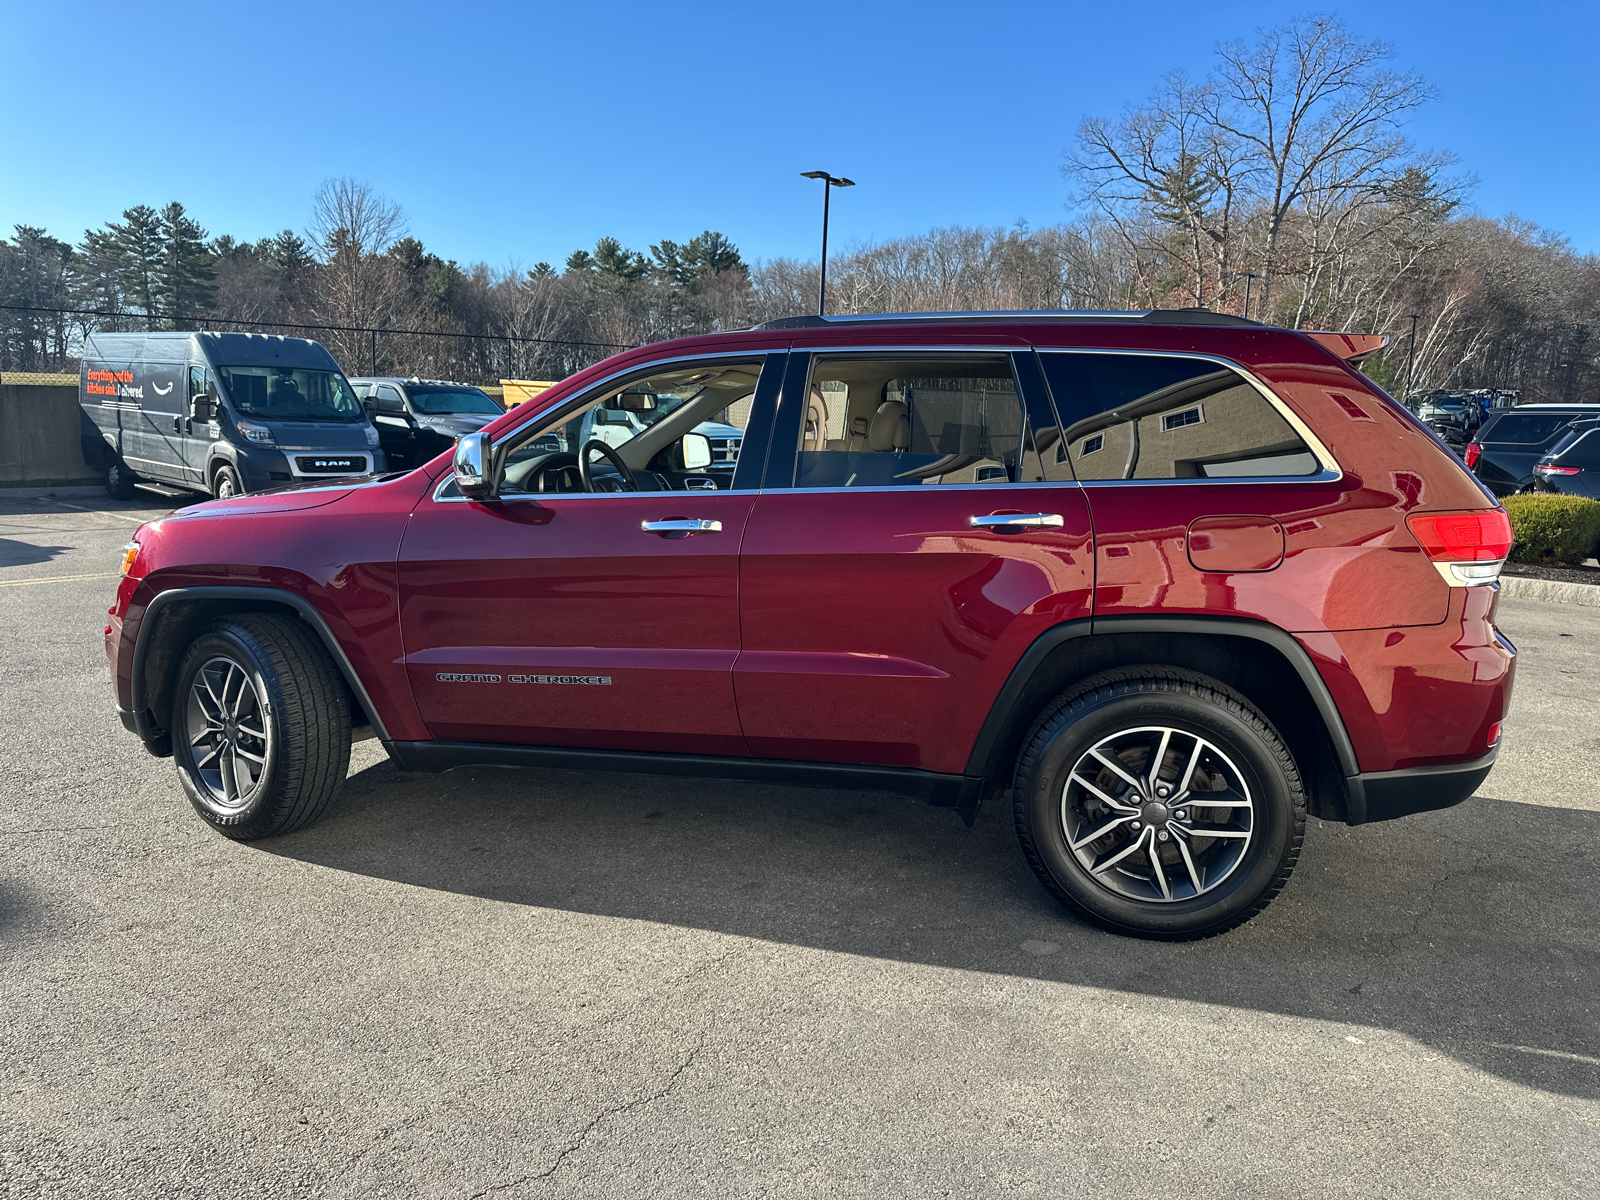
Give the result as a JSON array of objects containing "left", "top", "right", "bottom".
[
  {"left": 348, "top": 377, "right": 504, "bottom": 472},
  {"left": 106, "top": 310, "right": 1515, "bottom": 940},
  {"left": 1465, "top": 404, "right": 1600, "bottom": 496},
  {"left": 1415, "top": 394, "right": 1482, "bottom": 443},
  {"left": 1532, "top": 417, "right": 1600, "bottom": 500},
  {"left": 80, "top": 332, "right": 382, "bottom": 499}
]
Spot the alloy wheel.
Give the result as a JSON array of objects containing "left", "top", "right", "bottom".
[
  {"left": 1061, "top": 725, "right": 1255, "bottom": 903},
  {"left": 184, "top": 656, "right": 271, "bottom": 808}
]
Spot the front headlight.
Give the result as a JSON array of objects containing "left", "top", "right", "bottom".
[
  {"left": 236, "top": 419, "right": 275, "bottom": 445},
  {"left": 363, "top": 423, "right": 380, "bottom": 447}
]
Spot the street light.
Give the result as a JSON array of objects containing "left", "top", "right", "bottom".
[
  {"left": 801, "top": 170, "right": 855, "bottom": 316},
  {"left": 1241, "top": 272, "right": 1262, "bottom": 321}
]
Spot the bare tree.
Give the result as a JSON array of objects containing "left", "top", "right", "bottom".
[
  {"left": 1204, "top": 15, "right": 1434, "bottom": 316},
  {"left": 302, "top": 178, "right": 410, "bottom": 370}
]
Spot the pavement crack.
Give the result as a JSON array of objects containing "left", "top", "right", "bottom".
[{"left": 467, "top": 1039, "right": 704, "bottom": 1197}]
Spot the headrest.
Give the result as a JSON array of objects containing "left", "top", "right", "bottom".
[{"left": 869, "top": 400, "right": 910, "bottom": 452}]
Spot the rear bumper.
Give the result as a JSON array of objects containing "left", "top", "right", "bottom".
[{"left": 1348, "top": 747, "right": 1498, "bottom": 824}]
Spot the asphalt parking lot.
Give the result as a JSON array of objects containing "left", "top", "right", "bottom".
[{"left": 1, "top": 489, "right": 1596, "bottom": 1199}]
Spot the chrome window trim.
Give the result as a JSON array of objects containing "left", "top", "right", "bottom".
[{"left": 1033, "top": 347, "right": 1343, "bottom": 483}]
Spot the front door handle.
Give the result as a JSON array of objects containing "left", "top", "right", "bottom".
[
  {"left": 641, "top": 518, "right": 722, "bottom": 535},
  {"left": 969, "top": 513, "right": 1064, "bottom": 530}
]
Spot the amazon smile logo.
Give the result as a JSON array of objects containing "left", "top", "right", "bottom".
[{"left": 152, "top": 381, "right": 173, "bottom": 395}]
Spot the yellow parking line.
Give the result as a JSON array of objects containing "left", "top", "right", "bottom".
[{"left": 0, "top": 572, "right": 120, "bottom": 589}]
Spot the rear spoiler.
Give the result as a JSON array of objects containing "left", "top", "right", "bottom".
[{"left": 1302, "top": 331, "right": 1389, "bottom": 363}]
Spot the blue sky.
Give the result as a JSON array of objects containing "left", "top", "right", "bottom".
[{"left": 2, "top": 0, "right": 1596, "bottom": 268}]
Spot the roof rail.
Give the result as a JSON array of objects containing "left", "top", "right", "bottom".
[{"left": 752, "top": 308, "right": 1264, "bottom": 331}]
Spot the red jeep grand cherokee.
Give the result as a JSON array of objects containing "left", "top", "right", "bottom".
[{"left": 106, "top": 311, "right": 1516, "bottom": 939}]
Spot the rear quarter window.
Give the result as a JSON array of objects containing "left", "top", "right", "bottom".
[{"left": 1037, "top": 352, "right": 1321, "bottom": 480}]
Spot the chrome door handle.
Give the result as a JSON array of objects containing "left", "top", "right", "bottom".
[
  {"left": 969, "top": 513, "right": 1064, "bottom": 529},
  {"left": 641, "top": 518, "right": 722, "bottom": 535}
]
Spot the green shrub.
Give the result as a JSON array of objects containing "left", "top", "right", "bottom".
[{"left": 1502, "top": 494, "right": 1600, "bottom": 563}]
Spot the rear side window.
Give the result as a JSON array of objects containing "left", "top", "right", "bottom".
[
  {"left": 1559, "top": 430, "right": 1600, "bottom": 468},
  {"left": 1482, "top": 414, "right": 1582, "bottom": 444},
  {"left": 795, "top": 355, "right": 1042, "bottom": 487},
  {"left": 1038, "top": 352, "right": 1320, "bottom": 480}
]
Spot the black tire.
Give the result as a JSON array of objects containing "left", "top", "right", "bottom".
[
  {"left": 1013, "top": 667, "right": 1305, "bottom": 940},
  {"left": 106, "top": 459, "right": 137, "bottom": 500},
  {"left": 170, "top": 613, "right": 351, "bottom": 840},
  {"left": 211, "top": 464, "right": 244, "bottom": 500}
]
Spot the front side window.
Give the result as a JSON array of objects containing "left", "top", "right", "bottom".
[
  {"left": 792, "top": 355, "right": 1037, "bottom": 487},
  {"left": 217, "top": 365, "right": 364, "bottom": 422},
  {"left": 406, "top": 387, "right": 502, "bottom": 416},
  {"left": 493, "top": 358, "right": 765, "bottom": 494},
  {"left": 375, "top": 384, "right": 406, "bottom": 415},
  {"left": 1038, "top": 352, "right": 1321, "bottom": 481}
]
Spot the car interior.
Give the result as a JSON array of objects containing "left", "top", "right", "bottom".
[
  {"left": 494, "top": 361, "right": 762, "bottom": 494},
  {"left": 794, "top": 356, "right": 1050, "bottom": 487}
]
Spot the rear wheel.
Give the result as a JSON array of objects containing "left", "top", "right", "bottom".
[
  {"left": 106, "top": 459, "right": 137, "bottom": 500},
  {"left": 211, "top": 463, "right": 244, "bottom": 500},
  {"left": 171, "top": 613, "right": 351, "bottom": 840},
  {"left": 1013, "top": 668, "right": 1305, "bottom": 940}
]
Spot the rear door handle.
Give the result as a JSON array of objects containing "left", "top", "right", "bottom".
[
  {"left": 641, "top": 518, "right": 722, "bottom": 535},
  {"left": 969, "top": 513, "right": 1064, "bottom": 530}
]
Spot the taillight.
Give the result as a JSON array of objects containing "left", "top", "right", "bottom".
[
  {"left": 1536, "top": 465, "right": 1581, "bottom": 476},
  {"left": 1487, "top": 720, "right": 1503, "bottom": 747},
  {"left": 1406, "top": 509, "right": 1513, "bottom": 586},
  {"left": 1464, "top": 442, "right": 1482, "bottom": 469}
]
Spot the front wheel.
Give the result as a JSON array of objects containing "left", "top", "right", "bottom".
[
  {"left": 171, "top": 613, "right": 352, "bottom": 840},
  {"left": 211, "top": 464, "right": 244, "bottom": 500},
  {"left": 1013, "top": 668, "right": 1305, "bottom": 940}
]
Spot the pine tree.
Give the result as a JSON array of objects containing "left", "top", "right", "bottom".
[
  {"left": 83, "top": 205, "right": 165, "bottom": 320},
  {"left": 158, "top": 202, "right": 215, "bottom": 317}
]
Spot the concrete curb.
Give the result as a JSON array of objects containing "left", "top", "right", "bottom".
[{"left": 1500, "top": 575, "right": 1600, "bottom": 607}]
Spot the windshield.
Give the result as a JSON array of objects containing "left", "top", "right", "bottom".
[
  {"left": 408, "top": 388, "right": 502, "bottom": 416},
  {"left": 218, "top": 366, "right": 364, "bottom": 422}
]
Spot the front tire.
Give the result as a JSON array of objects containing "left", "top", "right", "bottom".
[
  {"left": 1013, "top": 668, "right": 1305, "bottom": 940},
  {"left": 171, "top": 614, "right": 351, "bottom": 840},
  {"left": 212, "top": 464, "right": 244, "bottom": 500}
]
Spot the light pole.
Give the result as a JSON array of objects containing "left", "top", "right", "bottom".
[
  {"left": 801, "top": 170, "right": 854, "bottom": 316},
  {"left": 1241, "top": 272, "right": 1261, "bottom": 321},
  {"left": 1404, "top": 313, "right": 1420, "bottom": 406}
]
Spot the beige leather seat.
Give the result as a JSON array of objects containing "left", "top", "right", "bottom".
[{"left": 868, "top": 400, "right": 910, "bottom": 451}]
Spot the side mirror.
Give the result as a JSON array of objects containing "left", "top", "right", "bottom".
[
  {"left": 362, "top": 397, "right": 377, "bottom": 416},
  {"left": 190, "top": 395, "right": 214, "bottom": 422},
  {"left": 679, "top": 431, "right": 712, "bottom": 471},
  {"left": 453, "top": 430, "right": 498, "bottom": 501}
]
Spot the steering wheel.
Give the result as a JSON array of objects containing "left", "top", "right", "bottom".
[{"left": 578, "top": 439, "right": 638, "bottom": 493}]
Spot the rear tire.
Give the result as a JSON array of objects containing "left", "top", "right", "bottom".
[
  {"left": 1012, "top": 667, "right": 1305, "bottom": 940},
  {"left": 211, "top": 464, "right": 244, "bottom": 500},
  {"left": 170, "top": 613, "right": 351, "bottom": 840},
  {"left": 106, "top": 459, "right": 137, "bottom": 500}
]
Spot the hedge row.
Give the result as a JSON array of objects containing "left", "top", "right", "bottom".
[{"left": 1502, "top": 494, "right": 1600, "bottom": 563}]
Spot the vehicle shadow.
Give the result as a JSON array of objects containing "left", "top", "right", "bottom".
[
  {"left": 262, "top": 756, "right": 1600, "bottom": 1100},
  {"left": 0, "top": 538, "right": 73, "bottom": 568}
]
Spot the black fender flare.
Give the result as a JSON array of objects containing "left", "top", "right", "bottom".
[
  {"left": 964, "top": 614, "right": 1367, "bottom": 817},
  {"left": 129, "top": 585, "right": 391, "bottom": 743},
  {"left": 203, "top": 441, "right": 241, "bottom": 488}
]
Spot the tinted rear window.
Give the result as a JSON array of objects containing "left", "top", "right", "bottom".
[{"left": 1482, "top": 414, "right": 1582, "bottom": 444}]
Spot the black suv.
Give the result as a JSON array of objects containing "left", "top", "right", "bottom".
[
  {"left": 1466, "top": 404, "right": 1600, "bottom": 496},
  {"left": 349, "top": 377, "right": 505, "bottom": 471}
]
